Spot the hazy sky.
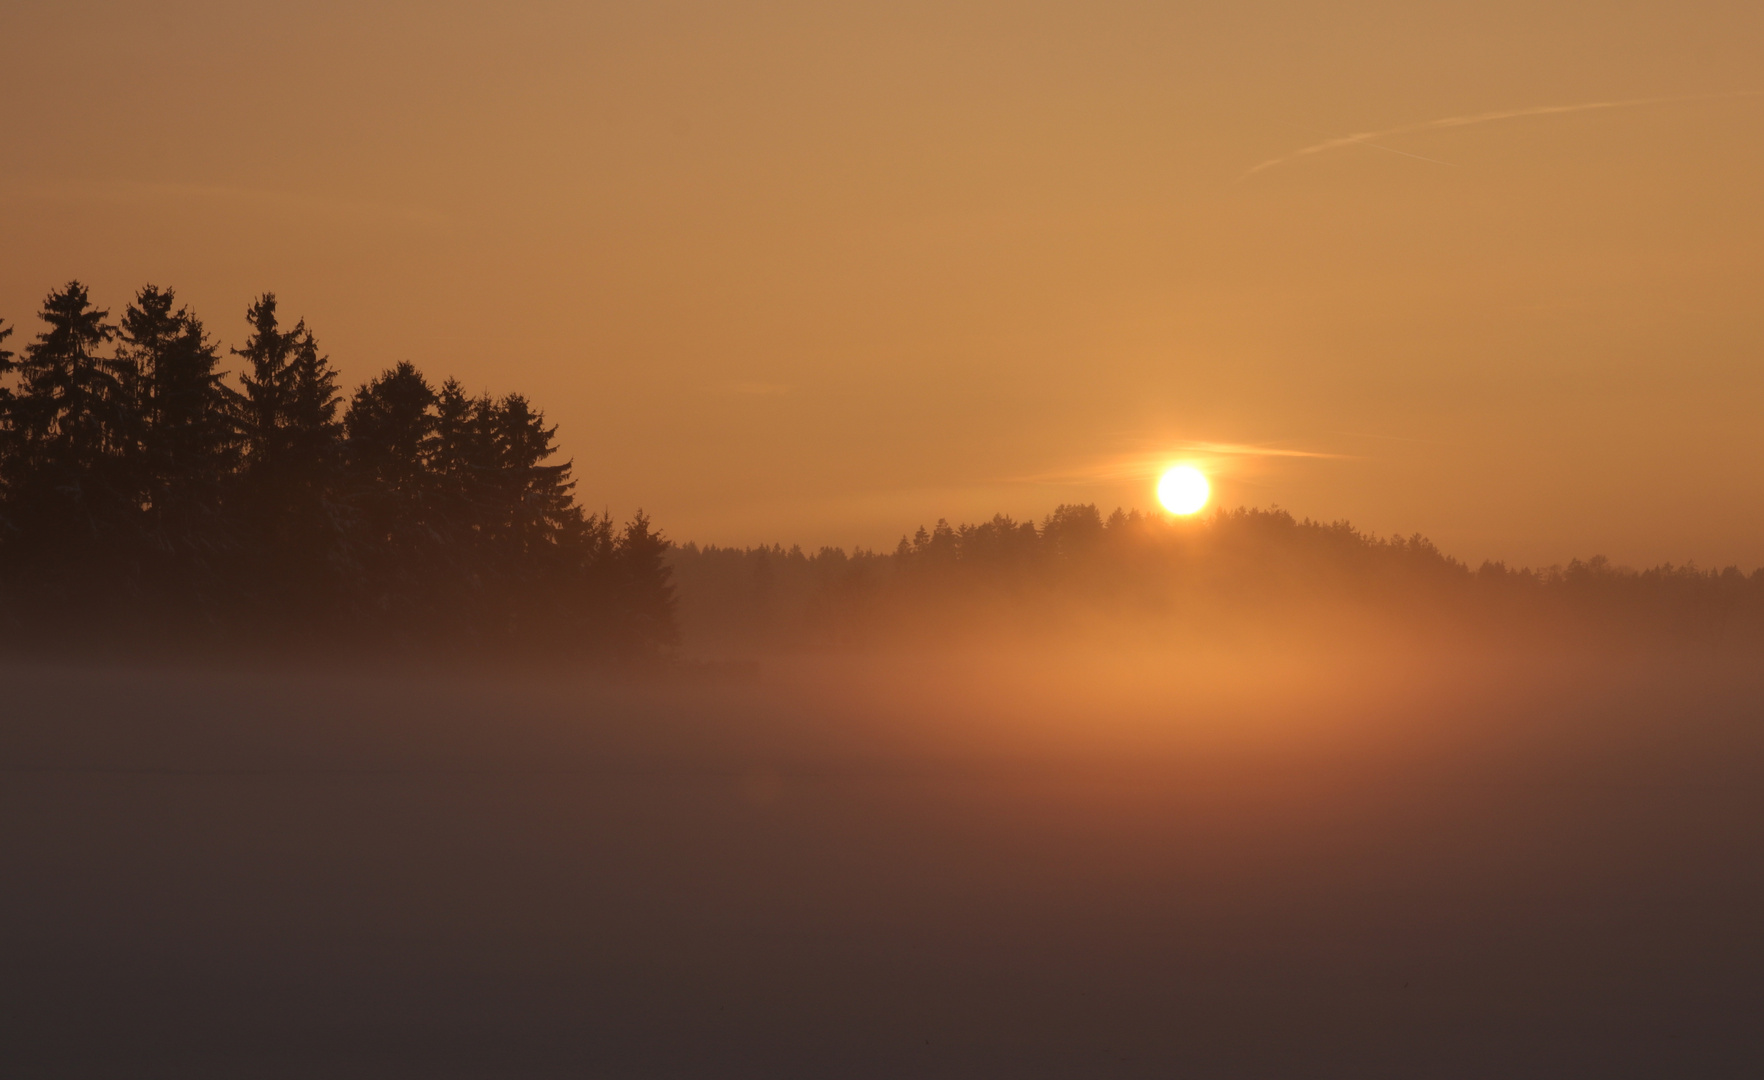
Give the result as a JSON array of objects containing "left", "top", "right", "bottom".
[{"left": 3, "top": 1, "right": 1761, "bottom": 566}]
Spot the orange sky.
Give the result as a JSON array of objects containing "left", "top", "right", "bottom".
[{"left": 3, "top": 1, "right": 1761, "bottom": 567}]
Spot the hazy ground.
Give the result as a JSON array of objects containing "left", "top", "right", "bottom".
[{"left": 5, "top": 639, "right": 1764, "bottom": 1077}]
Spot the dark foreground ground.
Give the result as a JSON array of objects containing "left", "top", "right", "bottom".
[{"left": 4, "top": 642, "right": 1764, "bottom": 1077}]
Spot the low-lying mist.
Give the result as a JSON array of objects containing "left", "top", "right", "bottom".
[
  {"left": 8, "top": 619, "right": 1764, "bottom": 1076},
  {"left": 7, "top": 503, "right": 1764, "bottom": 1076}
]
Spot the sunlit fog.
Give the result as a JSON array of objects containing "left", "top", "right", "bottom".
[{"left": 6, "top": 1, "right": 1764, "bottom": 1076}]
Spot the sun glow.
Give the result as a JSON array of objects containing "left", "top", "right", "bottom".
[{"left": 1157, "top": 466, "right": 1210, "bottom": 515}]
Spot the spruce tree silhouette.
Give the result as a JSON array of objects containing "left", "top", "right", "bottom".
[
  {"left": 234, "top": 295, "right": 300, "bottom": 477},
  {"left": 427, "top": 378, "right": 503, "bottom": 564},
  {"left": 489, "top": 393, "right": 576, "bottom": 559},
  {"left": 342, "top": 362, "right": 445, "bottom": 625},
  {"left": 346, "top": 361, "right": 437, "bottom": 498},
  {"left": 235, "top": 294, "right": 341, "bottom": 487},
  {"left": 0, "top": 318, "right": 15, "bottom": 469},
  {"left": 432, "top": 379, "right": 488, "bottom": 479},
  {"left": 120, "top": 286, "right": 240, "bottom": 554},
  {"left": 0, "top": 279, "right": 680, "bottom": 657},
  {"left": 617, "top": 511, "right": 679, "bottom": 649},
  {"left": 288, "top": 323, "right": 344, "bottom": 475},
  {"left": 6, "top": 283, "right": 132, "bottom": 568},
  {"left": 231, "top": 294, "right": 349, "bottom": 613}
]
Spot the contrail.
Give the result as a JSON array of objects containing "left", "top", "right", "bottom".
[
  {"left": 1351, "top": 141, "right": 1459, "bottom": 167},
  {"left": 1246, "top": 91, "right": 1760, "bottom": 176}
]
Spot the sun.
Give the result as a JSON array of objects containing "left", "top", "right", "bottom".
[{"left": 1157, "top": 466, "right": 1210, "bottom": 515}]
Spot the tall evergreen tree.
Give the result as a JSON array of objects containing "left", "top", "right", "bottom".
[
  {"left": 345, "top": 361, "right": 436, "bottom": 497},
  {"left": 428, "top": 378, "right": 497, "bottom": 544},
  {"left": 15, "top": 283, "right": 123, "bottom": 469},
  {"left": 6, "top": 283, "right": 134, "bottom": 554},
  {"left": 490, "top": 393, "right": 577, "bottom": 556},
  {"left": 0, "top": 279, "right": 679, "bottom": 655},
  {"left": 287, "top": 324, "right": 343, "bottom": 470},
  {"left": 338, "top": 362, "right": 441, "bottom": 624},
  {"left": 233, "top": 295, "right": 344, "bottom": 494},
  {"left": 119, "top": 286, "right": 239, "bottom": 544},
  {"left": 0, "top": 318, "right": 15, "bottom": 474},
  {"left": 234, "top": 293, "right": 301, "bottom": 478},
  {"left": 235, "top": 295, "right": 342, "bottom": 480},
  {"left": 616, "top": 511, "right": 677, "bottom": 650},
  {"left": 432, "top": 378, "right": 493, "bottom": 481},
  {"left": 230, "top": 294, "right": 349, "bottom": 612}
]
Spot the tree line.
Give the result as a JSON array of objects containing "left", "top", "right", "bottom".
[
  {"left": 670, "top": 504, "right": 1764, "bottom": 648},
  {"left": 0, "top": 281, "right": 674, "bottom": 657}
]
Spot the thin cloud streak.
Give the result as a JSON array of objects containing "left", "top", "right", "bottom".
[
  {"left": 1178, "top": 440, "right": 1350, "bottom": 460},
  {"left": 1352, "top": 141, "right": 1459, "bottom": 167},
  {"left": 1012, "top": 442, "right": 1351, "bottom": 485},
  {"left": 1247, "top": 91, "right": 1761, "bottom": 176}
]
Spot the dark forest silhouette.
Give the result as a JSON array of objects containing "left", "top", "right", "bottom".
[
  {"left": 0, "top": 281, "right": 675, "bottom": 657},
  {"left": 672, "top": 504, "right": 1764, "bottom": 649},
  {"left": 8, "top": 281, "right": 1760, "bottom": 662}
]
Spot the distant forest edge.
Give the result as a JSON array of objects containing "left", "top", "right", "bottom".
[
  {"left": 672, "top": 506, "right": 1764, "bottom": 650},
  {"left": 0, "top": 281, "right": 675, "bottom": 656},
  {"left": 4, "top": 281, "right": 1759, "bottom": 662}
]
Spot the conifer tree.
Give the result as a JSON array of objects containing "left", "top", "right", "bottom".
[
  {"left": 616, "top": 510, "right": 677, "bottom": 650},
  {"left": 0, "top": 319, "right": 15, "bottom": 473},
  {"left": 336, "top": 362, "right": 440, "bottom": 622},
  {"left": 0, "top": 279, "right": 680, "bottom": 655},
  {"left": 15, "top": 283, "right": 123, "bottom": 469},
  {"left": 287, "top": 325, "right": 343, "bottom": 471},
  {"left": 491, "top": 393, "right": 576, "bottom": 555},
  {"left": 230, "top": 294, "right": 348, "bottom": 609},
  {"left": 428, "top": 378, "right": 498, "bottom": 543},
  {"left": 235, "top": 296, "right": 342, "bottom": 482},
  {"left": 432, "top": 379, "right": 493, "bottom": 481},
  {"left": 234, "top": 293, "right": 300, "bottom": 478},
  {"left": 345, "top": 361, "right": 436, "bottom": 497},
  {"left": 120, "top": 286, "right": 238, "bottom": 541},
  {"left": 233, "top": 296, "right": 344, "bottom": 490},
  {"left": 7, "top": 283, "right": 134, "bottom": 554}
]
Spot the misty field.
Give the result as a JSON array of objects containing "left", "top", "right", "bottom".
[{"left": 6, "top": 641, "right": 1763, "bottom": 1078}]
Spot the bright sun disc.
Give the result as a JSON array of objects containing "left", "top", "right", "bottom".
[{"left": 1157, "top": 466, "right": 1210, "bottom": 515}]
